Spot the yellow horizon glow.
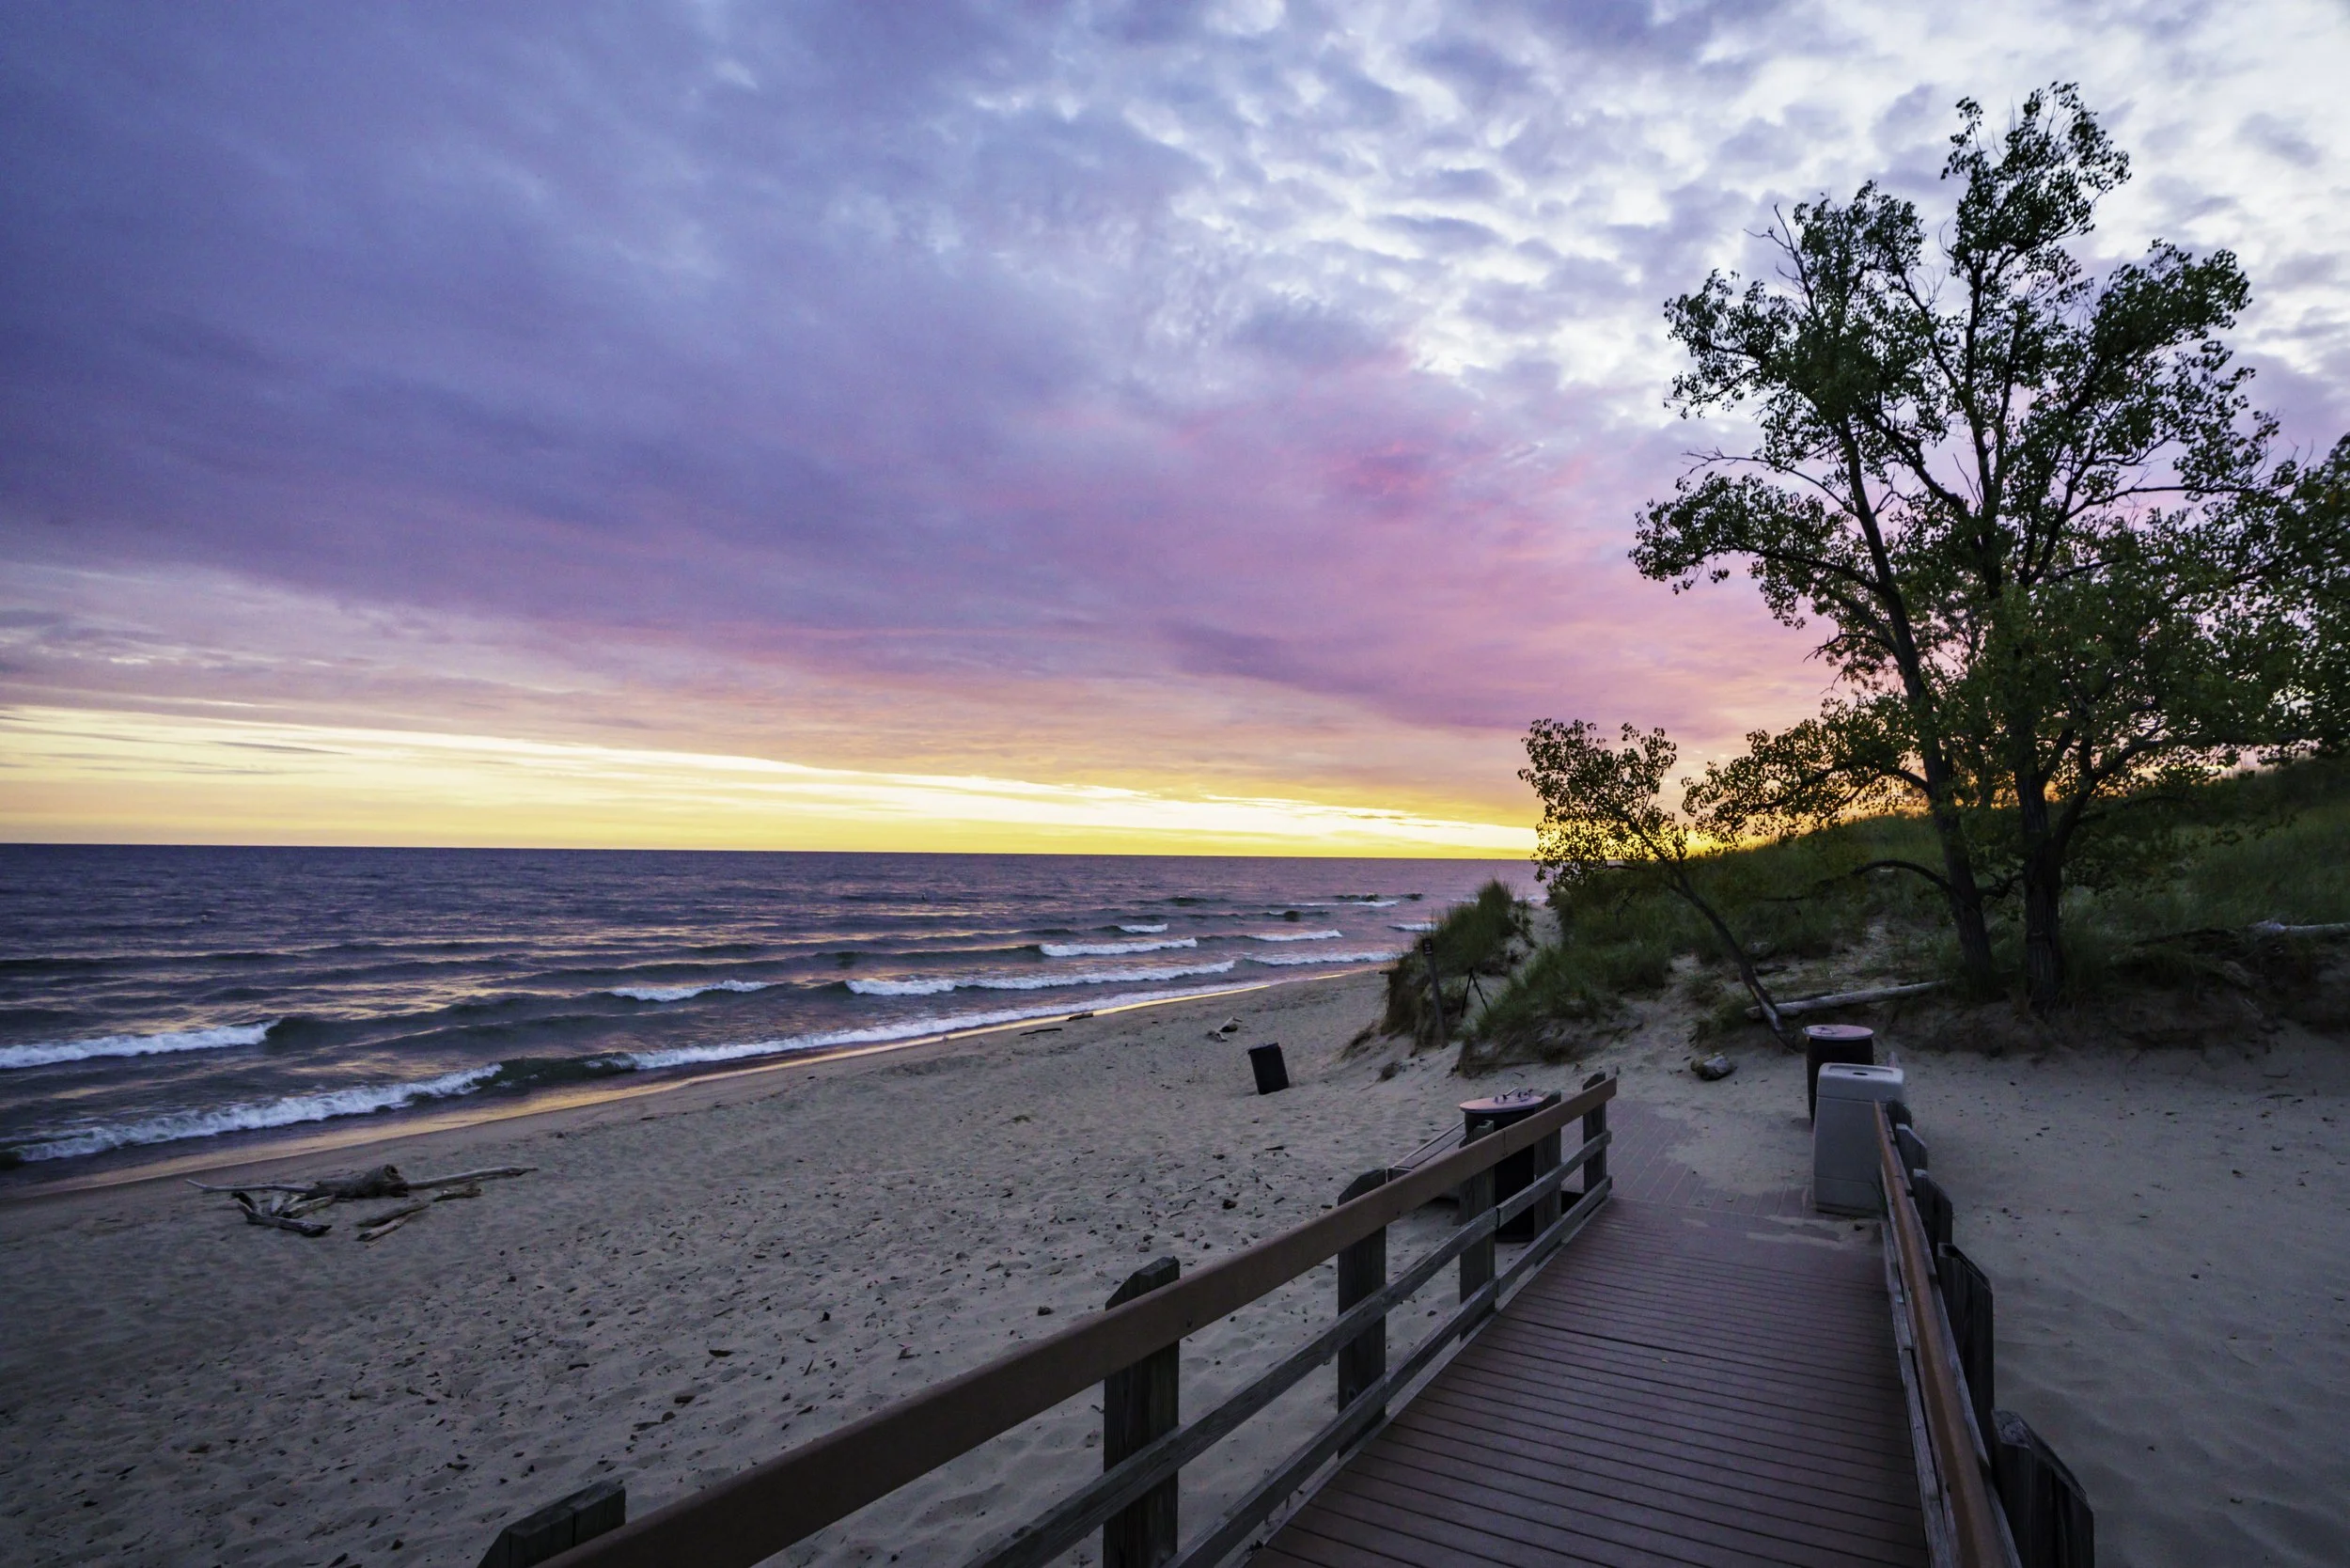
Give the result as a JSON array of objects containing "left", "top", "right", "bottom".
[{"left": 0, "top": 705, "right": 1536, "bottom": 857}]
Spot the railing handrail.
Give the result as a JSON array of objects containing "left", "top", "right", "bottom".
[
  {"left": 1876, "top": 1102, "right": 2008, "bottom": 1567},
  {"left": 543, "top": 1073, "right": 1618, "bottom": 1568}
]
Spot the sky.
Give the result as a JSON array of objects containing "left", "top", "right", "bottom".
[{"left": 4, "top": 1, "right": 2347, "bottom": 854}]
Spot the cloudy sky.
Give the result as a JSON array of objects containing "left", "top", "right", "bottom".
[{"left": 4, "top": 0, "right": 2346, "bottom": 851}]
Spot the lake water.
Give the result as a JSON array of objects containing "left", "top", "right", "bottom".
[{"left": 0, "top": 846, "right": 1529, "bottom": 1168}]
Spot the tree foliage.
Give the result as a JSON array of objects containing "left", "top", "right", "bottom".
[
  {"left": 1520, "top": 719, "right": 1792, "bottom": 1040},
  {"left": 1631, "top": 85, "right": 2341, "bottom": 1008}
]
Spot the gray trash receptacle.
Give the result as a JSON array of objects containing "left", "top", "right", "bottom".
[{"left": 1813, "top": 1062, "right": 1906, "bottom": 1215}]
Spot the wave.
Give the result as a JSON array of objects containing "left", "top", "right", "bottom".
[
  {"left": 1246, "top": 930, "right": 1344, "bottom": 943},
  {"left": 623, "top": 983, "right": 1245, "bottom": 1072},
  {"left": 1117, "top": 923, "right": 1170, "bottom": 933},
  {"left": 0, "top": 1020, "right": 279, "bottom": 1073},
  {"left": 844, "top": 976, "right": 957, "bottom": 996},
  {"left": 1247, "top": 949, "right": 1400, "bottom": 967},
  {"left": 1390, "top": 921, "right": 1436, "bottom": 933},
  {"left": 606, "top": 980, "right": 774, "bottom": 1003},
  {"left": 16, "top": 1065, "right": 500, "bottom": 1161},
  {"left": 1039, "top": 937, "right": 1197, "bottom": 957},
  {"left": 848, "top": 960, "right": 1236, "bottom": 996}
]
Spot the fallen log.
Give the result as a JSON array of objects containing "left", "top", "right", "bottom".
[
  {"left": 188, "top": 1164, "right": 409, "bottom": 1200},
  {"left": 1746, "top": 980, "right": 1943, "bottom": 1020}
]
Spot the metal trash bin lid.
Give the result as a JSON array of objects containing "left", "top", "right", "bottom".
[
  {"left": 1814, "top": 1062, "right": 1905, "bottom": 1101},
  {"left": 1459, "top": 1090, "right": 1547, "bottom": 1121}
]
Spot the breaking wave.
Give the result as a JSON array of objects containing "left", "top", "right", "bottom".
[
  {"left": 848, "top": 960, "right": 1237, "bottom": 996},
  {"left": 606, "top": 980, "right": 774, "bottom": 1003},
  {"left": 17, "top": 1065, "right": 500, "bottom": 1161},
  {"left": 1246, "top": 930, "right": 1344, "bottom": 943},
  {"left": 624, "top": 983, "right": 1246, "bottom": 1071},
  {"left": 1117, "top": 923, "right": 1169, "bottom": 933},
  {"left": 1246, "top": 949, "right": 1400, "bottom": 967},
  {"left": 0, "top": 1021, "right": 279, "bottom": 1073},
  {"left": 1039, "top": 937, "right": 1197, "bottom": 957}
]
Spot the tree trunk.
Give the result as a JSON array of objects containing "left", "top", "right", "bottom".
[
  {"left": 1833, "top": 436, "right": 1998, "bottom": 994},
  {"left": 1667, "top": 871, "right": 1794, "bottom": 1046},
  {"left": 2017, "top": 784, "right": 2065, "bottom": 1011},
  {"left": 1928, "top": 805, "right": 1999, "bottom": 992}
]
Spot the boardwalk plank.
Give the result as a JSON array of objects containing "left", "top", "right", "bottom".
[
  {"left": 1261, "top": 1196, "right": 1927, "bottom": 1568},
  {"left": 1382, "top": 1401, "right": 1936, "bottom": 1542},
  {"left": 1396, "top": 1392, "right": 1924, "bottom": 1527},
  {"left": 1351, "top": 1441, "right": 1926, "bottom": 1568}
]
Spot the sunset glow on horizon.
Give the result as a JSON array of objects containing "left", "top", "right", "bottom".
[
  {"left": 5, "top": 4, "right": 2346, "bottom": 852},
  {"left": 0, "top": 706, "right": 1534, "bottom": 855}
]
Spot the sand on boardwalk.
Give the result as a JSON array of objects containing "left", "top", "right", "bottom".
[{"left": 2, "top": 970, "right": 2345, "bottom": 1567}]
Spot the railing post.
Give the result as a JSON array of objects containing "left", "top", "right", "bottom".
[
  {"left": 1580, "top": 1071, "right": 1609, "bottom": 1196},
  {"left": 1458, "top": 1121, "right": 1495, "bottom": 1318},
  {"left": 1102, "top": 1257, "right": 1181, "bottom": 1568},
  {"left": 1334, "top": 1168, "right": 1391, "bottom": 1420},
  {"left": 1530, "top": 1090, "right": 1562, "bottom": 1231}
]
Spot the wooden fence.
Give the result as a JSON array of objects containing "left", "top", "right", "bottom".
[
  {"left": 527, "top": 1073, "right": 1618, "bottom": 1568},
  {"left": 1876, "top": 1104, "right": 2092, "bottom": 1568}
]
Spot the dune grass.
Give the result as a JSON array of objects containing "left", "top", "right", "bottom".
[{"left": 1473, "top": 756, "right": 2350, "bottom": 1045}]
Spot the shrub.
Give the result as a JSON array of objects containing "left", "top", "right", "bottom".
[{"left": 1384, "top": 881, "right": 1530, "bottom": 1043}]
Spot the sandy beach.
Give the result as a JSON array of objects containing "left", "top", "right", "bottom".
[{"left": 3, "top": 970, "right": 2345, "bottom": 1566}]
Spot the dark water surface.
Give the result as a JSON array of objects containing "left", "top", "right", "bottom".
[{"left": 0, "top": 847, "right": 1528, "bottom": 1168}]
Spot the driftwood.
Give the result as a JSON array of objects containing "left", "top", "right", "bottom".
[
  {"left": 357, "top": 1200, "right": 431, "bottom": 1243},
  {"left": 189, "top": 1163, "right": 409, "bottom": 1200},
  {"left": 186, "top": 1164, "right": 533, "bottom": 1200},
  {"left": 355, "top": 1184, "right": 484, "bottom": 1243},
  {"left": 196, "top": 1166, "right": 530, "bottom": 1243},
  {"left": 1746, "top": 981, "right": 1944, "bottom": 1021},
  {"left": 234, "top": 1191, "right": 331, "bottom": 1237}
]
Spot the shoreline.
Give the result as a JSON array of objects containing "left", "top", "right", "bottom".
[{"left": 0, "top": 965, "right": 1386, "bottom": 1203}]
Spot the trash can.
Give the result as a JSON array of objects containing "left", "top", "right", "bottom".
[
  {"left": 1804, "top": 1024, "right": 1875, "bottom": 1121},
  {"left": 1460, "top": 1091, "right": 1548, "bottom": 1241},
  {"left": 1246, "top": 1043, "right": 1289, "bottom": 1095},
  {"left": 1812, "top": 1062, "right": 1905, "bottom": 1215}
]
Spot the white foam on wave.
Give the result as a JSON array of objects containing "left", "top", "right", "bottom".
[
  {"left": 1246, "top": 949, "right": 1401, "bottom": 967},
  {"left": 1246, "top": 930, "right": 1344, "bottom": 943},
  {"left": 1118, "top": 923, "right": 1169, "bottom": 933},
  {"left": 844, "top": 976, "right": 959, "bottom": 996},
  {"left": 624, "top": 984, "right": 1242, "bottom": 1071},
  {"left": 17, "top": 1065, "right": 500, "bottom": 1162},
  {"left": 850, "top": 960, "right": 1236, "bottom": 996},
  {"left": 607, "top": 980, "right": 773, "bottom": 1003},
  {"left": 1390, "top": 921, "right": 1435, "bottom": 933},
  {"left": 0, "top": 1021, "right": 278, "bottom": 1073},
  {"left": 1040, "top": 937, "right": 1197, "bottom": 957}
]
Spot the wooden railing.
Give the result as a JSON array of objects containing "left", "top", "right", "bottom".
[
  {"left": 1876, "top": 1102, "right": 2011, "bottom": 1566},
  {"left": 536, "top": 1073, "right": 1617, "bottom": 1568},
  {"left": 1876, "top": 1104, "right": 2095, "bottom": 1568}
]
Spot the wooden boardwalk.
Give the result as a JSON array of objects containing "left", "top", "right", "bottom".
[{"left": 1259, "top": 1113, "right": 1927, "bottom": 1568}]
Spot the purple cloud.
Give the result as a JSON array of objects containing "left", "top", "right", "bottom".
[{"left": 3, "top": 1, "right": 2345, "bottom": 827}]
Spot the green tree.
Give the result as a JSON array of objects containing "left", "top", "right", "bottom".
[
  {"left": 1633, "top": 85, "right": 2323, "bottom": 1009},
  {"left": 1519, "top": 719, "right": 1792, "bottom": 1041}
]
